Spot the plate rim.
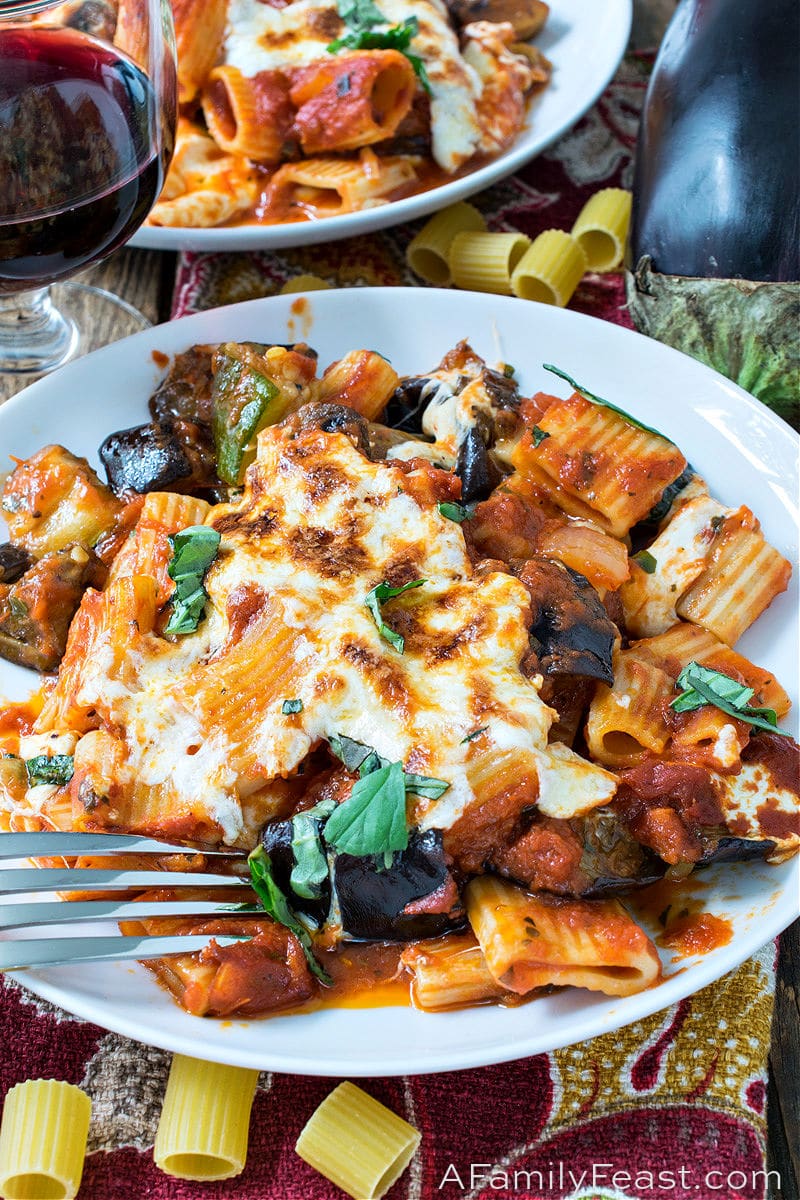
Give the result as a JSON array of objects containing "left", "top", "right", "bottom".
[
  {"left": 129, "top": 0, "right": 633, "bottom": 253},
  {"left": 1, "top": 286, "right": 798, "bottom": 1075}
]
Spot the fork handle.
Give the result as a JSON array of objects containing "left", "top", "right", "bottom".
[{"left": 0, "top": 832, "right": 242, "bottom": 859}]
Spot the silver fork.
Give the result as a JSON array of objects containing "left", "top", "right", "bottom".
[{"left": 0, "top": 831, "right": 259, "bottom": 970}]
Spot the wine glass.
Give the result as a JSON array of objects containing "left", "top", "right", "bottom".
[{"left": 0, "top": 0, "right": 176, "bottom": 374}]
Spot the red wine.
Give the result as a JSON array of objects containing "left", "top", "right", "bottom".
[{"left": 0, "top": 26, "right": 170, "bottom": 293}]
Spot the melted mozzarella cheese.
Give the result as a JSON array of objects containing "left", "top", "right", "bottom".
[
  {"left": 65, "top": 424, "right": 616, "bottom": 844},
  {"left": 716, "top": 762, "right": 800, "bottom": 863}
]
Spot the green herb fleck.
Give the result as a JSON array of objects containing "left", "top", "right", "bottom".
[
  {"left": 542, "top": 364, "right": 669, "bottom": 440},
  {"left": 165, "top": 526, "right": 221, "bottom": 636},
  {"left": 437, "top": 500, "right": 476, "bottom": 523},
  {"left": 248, "top": 846, "right": 332, "bottom": 984},
  {"left": 503, "top": 364, "right": 515, "bottom": 378},
  {"left": 670, "top": 661, "right": 790, "bottom": 736},
  {"left": 531, "top": 425, "right": 550, "bottom": 448},
  {"left": 633, "top": 549, "right": 658, "bottom": 574},
  {"left": 290, "top": 799, "right": 336, "bottom": 900},
  {"left": 364, "top": 578, "right": 425, "bottom": 653},
  {"left": 282, "top": 698, "right": 303, "bottom": 715},
  {"left": 460, "top": 726, "right": 488, "bottom": 744},
  {"left": 25, "top": 754, "right": 74, "bottom": 786},
  {"left": 8, "top": 596, "right": 28, "bottom": 619},
  {"left": 328, "top": 5, "right": 431, "bottom": 93}
]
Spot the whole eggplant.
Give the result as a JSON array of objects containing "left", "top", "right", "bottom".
[{"left": 627, "top": 0, "right": 799, "bottom": 423}]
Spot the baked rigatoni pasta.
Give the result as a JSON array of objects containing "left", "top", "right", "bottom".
[
  {"left": 0, "top": 335, "right": 796, "bottom": 1025},
  {"left": 142, "top": 0, "right": 553, "bottom": 229},
  {"left": 296, "top": 1082, "right": 421, "bottom": 1200},
  {"left": 0, "top": 1080, "right": 91, "bottom": 1200},
  {"left": 154, "top": 1055, "right": 259, "bottom": 1181}
]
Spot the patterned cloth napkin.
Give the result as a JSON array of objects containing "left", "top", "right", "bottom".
[{"left": 0, "top": 50, "right": 781, "bottom": 1200}]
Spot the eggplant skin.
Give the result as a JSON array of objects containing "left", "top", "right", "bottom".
[
  {"left": 631, "top": 0, "right": 800, "bottom": 282},
  {"left": 697, "top": 836, "right": 776, "bottom": 868},
  {"left": 519, "top": 557, "right": 616, "bottom": 686},
  {"left": 100, "top": 423, "right": 193, "bottom": 495},
  {"left": 260, "top": 820, "right": 331, "bottom": 925},
  {"left": 334, "top": 830, "right": 465, "bottom": 942},
  {"left": 0, "top": 544, "right": 32, "bottom": 586},
  {"left": 455, "top": 426, "right": 503, "bottom": 503}
]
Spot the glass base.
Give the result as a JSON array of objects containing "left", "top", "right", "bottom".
[{"left": 0, "top": 282, "right": 150, "bottom": 377}]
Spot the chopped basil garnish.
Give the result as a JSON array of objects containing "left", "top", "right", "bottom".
[
  {"left": 324, "top": 761, "right": 408, "bottom": 860},
  {"left": 633, "top": 549, "right": 658, "bottom": 574},
  {"left": 328, "top": 4, "right": 431, "bottom": 93},
  {"left": 25, "top": 754, "right": 74, "bottom": 786},
  {"left": 165, "top": 526, "right": 221, "bottom": 636},
  {"left": 290, "top": 799, "right": 336, "bottom": 899},
  {"left": 328, "top": 733, "right": 376, "bottom": 774},
  {"left": 670, "top": 662, "right": 790, "bottom": 736},
  {"left": 542, "top": 364, "right": 669, "bottom": 440},
  {"left": 437, "top": 500, "right": 476, "bottom": 523},
  {"left": 503, "top": 363, "right": 515, "bottom": 378},
  {"left": 248, "top": 846, "right": 332, "bottom": 984},
  {"left": 328, "top": 734, "right": 448, "bottom": 799},
  {"left": 461, "top": 726, "right": 488, "bottom": 744},
  {"left": 402, "top": 771, "right": 449, "bottom": 799},
  {"left": 365, "top": 578, "right": 425, "bottom": 653},
  {"left": 282, "top": 698, "right": 303, "bottom": 715},
  {"left": 531, "top": 425, "right": 550, "bottom": 448}
]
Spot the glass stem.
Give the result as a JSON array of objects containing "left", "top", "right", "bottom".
[{"left": 0, "top": 286, "right": 78, "bottom": 375}]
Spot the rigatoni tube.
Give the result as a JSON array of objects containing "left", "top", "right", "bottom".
[
  {"left": 510, "top": 230, "right": 587, "bottom": 305},
  {"left": 571, "top": 188, "right": 632, "bottom": 271},
  {"left": 407, "top": 202, "right": 487, "bottom": 284},
  {"left": 296, "top": 1081, "right": 420, "bottom": 1199},
  {"left": 449, "top": 231, "right": 531, "bottom": 295},
  {"left": 153, "top": 1055, "right": 259, "bottom": 1181},
  {"left": 0, "top": 1079, "right": 91, "bottom": 1200}
]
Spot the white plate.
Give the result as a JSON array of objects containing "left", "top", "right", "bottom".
[
  {"left": 1, "top": 289, "right": 797, "bottom": 1076},
  {"left": 129, "top": 0, "right": 632, "bottom": 252}
]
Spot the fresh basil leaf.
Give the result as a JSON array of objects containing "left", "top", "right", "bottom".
[
  {"left": 531, "top": 425, "right": 550, "bottom": 448},
  {"left": 503, "top": 363, "right": 516, "bottom": 378},
  {"left": 282, "top": 698, "right": 303, "bottom": 715},
  {"left": 365, "top": 578, "right": 425, "bottom": 654},
  {"left": 165, "top": 526, "right": 221, "bottom": 636},
  {"left": 647, "top": 465, "right": 695, "bottom": 523},
  {"left": 402, "top": 772, "right": 449, "bottom": 799},
  {"left": 437, "top": 500, "right": 476, "bottom": 524},
  {"left": 337, "top": 0, "right": 383, "bottom": 31},
  {"left": 290, "top": 811, "right": 330, "bottom": 899},
  {"left": 328, "top": 733, "right": 379, "bottom": 774},
  {"left": 542, "top": 364, "right": 669, "bottom": 440},
  {"left": 25, "top": 754, "right": 74, "bottom": 786},
  {"left": 633, "top": 549, "right": 658, "bottom": 574},
  {"left": 247, "top": 846, "right": 332, "bottom": 984},
  {"left": 323, "top": 761, "right": 408, "bottom": 858},
  {"left": 460, "top": 726, "right": 488, "bottom": 744},
  {"left": 670, "top": 662, "right": 790, "bottom": 736}
]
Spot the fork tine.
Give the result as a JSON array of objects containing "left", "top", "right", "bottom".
[
  {"left": 0, "top": 832, "right": 244, "bottom": 859},
  {"left": 0, "top": 899, "right": 253, "bottom": 929},
  {"left": 0, "top": 868, "right": 250, "bottom": 894},
  {"left": 0, "top": 935, "right": 251, "bottom": 971}
]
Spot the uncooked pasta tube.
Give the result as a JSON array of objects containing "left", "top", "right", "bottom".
[
  {"left": 407, "top": 202, "right": 487, "bottom": 284},
  {"left": 296, "top": 1080, "right": 421, "bottom": 1200},
  {"left": 0, "top": 1079, "right": 91, "bottom": 1200},
  {"left": 449, "top": 231, "right": 531, "bottom": 295},
  {"left": 571, "top": 187, "right": 632, "bottom": 271},
  {"left": 153, "top": 1054, "right": 259, "bottom": 1181},
  {"left": 510, "top": 229, "right": 587, "bottom": 305}
]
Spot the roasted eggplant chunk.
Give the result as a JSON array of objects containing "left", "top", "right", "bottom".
[
  {"left": 455, "top": 425, "right": 504, "bottom": 503},
  {"left": 260, "top": 817, "right": 331, "bottom": 926},
  {"left": 100, "top": 422, "right": 195, "bottom": 494},
  {"left": 0, "top": 547, "right": 106, "bottom": 671},
  {"left": 334, "top": 830, "right": 464, "bottom": 941},
  {"left": 518, "top": 557, "right": 616, "bottom": 686},
  {"left": 0, "top": 544, "right": 32, "bottom": 585},
  {"left": 148, "top": 345, "right": 216, "bottom": 427},
  {"left": 289, "top": 403, "right": 372, "bottom": 457},
  {"left": 446, "top": 0, "right": 548, "bottom": 38}
]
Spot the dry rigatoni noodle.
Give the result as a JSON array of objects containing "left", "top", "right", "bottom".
[
  {"left": 510, "top": 229, "right": 587, "bottom": 305},
  {"left": 449, "top": 231, "right": 531, "bottom": 295},
  {"left": 154, "top": 1055, "right": 259, "bottom": 1181},
  {"left": 571, "top": 188, "right": 632, "bottom": 271},
  {"left": 0, "top": 1080, "right": 90, "bottom": 1200},
  {"left": 407, "top": 202, "right": 486, "bottom": 284},
  {"left": 280, "top": 275, "right": 332, "bottom": 294},
  {"left": 296, "top": 1081, "right": 420, "bottom": 1200}
]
